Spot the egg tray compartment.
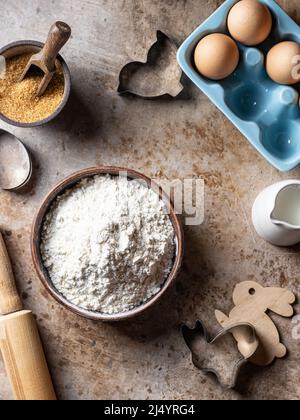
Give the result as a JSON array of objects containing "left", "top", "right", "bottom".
[{"left": 177, "top": 0, "right": 300, "bottom": 172}]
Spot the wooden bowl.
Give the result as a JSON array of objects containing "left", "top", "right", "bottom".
[
  {"left": 31, "top": 167, "right": 184, "bottom": 322},
  {"left": 0, "top": 40, "right": 71, "bottom": 128}
]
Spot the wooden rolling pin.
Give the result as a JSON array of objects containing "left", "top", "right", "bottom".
[{"left": 0, "top": 233, "right": 56, "bottom": 400}]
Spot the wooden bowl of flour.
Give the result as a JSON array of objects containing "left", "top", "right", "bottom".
[{"left": 31, "top": 167, "right": 184, "bottom": 322}]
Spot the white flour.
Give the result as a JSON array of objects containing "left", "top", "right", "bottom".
[{"left": 41, "top": 174, "right": 175, "bottom": 314}]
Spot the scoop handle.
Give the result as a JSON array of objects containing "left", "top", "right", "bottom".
[
  {"left": 39, "top": 21, "right": 71, "bottom": 72},
  {"left": 0, "top": 233, "right": 23, "bottom": 316}
]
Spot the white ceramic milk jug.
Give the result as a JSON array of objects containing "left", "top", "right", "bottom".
[{"left": 252, "top": 180, "right": 300, "bottom": 247}]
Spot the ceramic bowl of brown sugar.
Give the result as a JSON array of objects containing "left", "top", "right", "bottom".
[{"left": 0, "top": 40, "right": 71, "bottom": 128}]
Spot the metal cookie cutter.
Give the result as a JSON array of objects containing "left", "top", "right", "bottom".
[
  {"left": 0, "top": 129, "right": 32, "bottom": 191},
  {"left": 182, "top": 320, "right": 259, "bottom": 389},
  {"left": 118, "top": 31, "right": 183, "bottom": 98}
]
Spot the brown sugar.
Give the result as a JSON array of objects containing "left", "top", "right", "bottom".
[{"left": 0, "top": 53, "right": 65, "bottom": 124}]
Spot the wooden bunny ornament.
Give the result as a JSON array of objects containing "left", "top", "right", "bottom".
[{"left": 215, "top": 281, "right": 296, "bottom": 366}]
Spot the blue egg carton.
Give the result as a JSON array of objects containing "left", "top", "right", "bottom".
[{"left": 177, "top": 0, "right": 300, "bottom": 172}]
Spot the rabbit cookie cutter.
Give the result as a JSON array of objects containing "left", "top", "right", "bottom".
[
  {"left": 182, "top": 321, "right": 259, "bottom": 389},
  {"left": 215, "top": 281, "right": 296, "bottom": 366},
  {"left": 183, "top": 281, "right": 296, "bottom": 388}
]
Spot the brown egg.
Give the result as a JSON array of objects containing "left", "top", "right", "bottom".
[
  {"left": 266, "top": 41, "right": 300, "bottom": 85},
  {"left": 194, "top": 33, "right": 239, "bottom": 80},
  {"left": 228, "top": 0, "right": 272, "bottom": 46}
]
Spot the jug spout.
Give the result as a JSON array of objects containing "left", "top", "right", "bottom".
[
  {"left": 252, "top": 181, "right": 300, "bottom": 247},
  {"left": 270, "top": 215, "right": 300, "bottom": 231},
  {"left": 271, "top": 183, "right": 300, "bottom": 229}
]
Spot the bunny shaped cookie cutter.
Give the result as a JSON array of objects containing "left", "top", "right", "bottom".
[
  {"left": 182, "top": 320, "right": 259, "bottom": 389},
  {"left": 215, "top": 281, "right": 296, "bottom": 366}
]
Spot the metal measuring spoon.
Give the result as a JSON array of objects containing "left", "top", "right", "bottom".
[{"left": 0, "top": 129, "right": 32, "bottom": 191}]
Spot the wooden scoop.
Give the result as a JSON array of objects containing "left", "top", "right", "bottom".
[
  {"left": 19, "top": 21, "right": 71, "bottom": 97},
  {"left": 0, "top": 232, "right": 56, "bottom": 400}
]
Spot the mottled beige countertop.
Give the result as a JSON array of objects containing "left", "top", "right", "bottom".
[{"left": 0, "top": 0, "right": 299, "bottom": 400}]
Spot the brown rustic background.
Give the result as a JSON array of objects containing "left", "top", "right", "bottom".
[{"left": 0, "top": 0, "right": 299, "bottom": 400}]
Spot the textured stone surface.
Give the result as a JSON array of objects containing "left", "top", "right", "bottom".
[{"left": 0, "top": 0, "right": 300, "bottom": 400}]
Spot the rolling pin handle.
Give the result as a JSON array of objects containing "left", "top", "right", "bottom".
[{"left": 0, "top": 233, "right": 23, "bottom": 316}]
